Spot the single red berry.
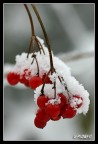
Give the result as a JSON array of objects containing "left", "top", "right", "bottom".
[
  {"left": 37, "top": 95, "right": 49, "bottom": 109},
  {"left": 29, "top": 76, "right": 43, "bottom": 89},
  {"left": 45, "top": 104, "right": 60, "bottom": 118},
  {"left": 36, "top": 109, "right": 50, "bottom": 122},
  {"left": 19, "top": 69, "right": 30, "bottom": 87},
  {"left": 20, "top": 75, "right": 29, "bottom": 85},
  {"left": 51, "top": 115, "right": 61, "bottom": 121},
  {"left": 42, "top": 73, "right": 52, "bottom": 84},
  {"left": 7, "top": 72, "right": 20, "bottom": 85},
  {"left": 34, "top": 117, "right": 47, "bottom": 129},
  {"left": 58, "top": 93, "right": 67, "bottom": 109},
  {"left": 72, "top": 95, "right": 83, "bottom": 108},
  {"left": 61, "top": 104, "right": 77, "bottom": 118},
  {"left": 20, "top": 77, "right": 29, "bottom": 87},
  {"left": 19, "top": 77, "right": 24, "bottom": 84}
]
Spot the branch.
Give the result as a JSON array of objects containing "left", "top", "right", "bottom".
[
  {"left": 31, "top": 4, "right": 54, "bottom": 72},
  {"left": 24, "top": 4, "right": 35, "bottom": 36}
]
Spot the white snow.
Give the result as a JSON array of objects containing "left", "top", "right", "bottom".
[
  {"left": 8, "top": 36, "right": 90, "bottom": 115},
  {"left": 49, "top": 72, "right": 58, "bottom": 82},
  {"left": 46, "top": 97, "right": 61, "bottom": 105}
]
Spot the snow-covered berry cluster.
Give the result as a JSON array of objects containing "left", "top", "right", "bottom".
[
  {"left": 7, "top": 37, "right": 52, "bottom": 88},
  {"left": 7, "top": 36, "right": 90, "bottom": 129}
]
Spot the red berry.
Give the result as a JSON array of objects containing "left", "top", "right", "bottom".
[
  {"left": 42, "top": 74, "right": 52, "bottom": 84},
  {"left": 51, "top": 115, "right": 61, "bottom": 121},
  {"left": 20, "top": 75, "right": 29, "bottom": 87},
  {"left": 19, "top": 75, "right": 27, "bottom": 83},
  {"left": 7, "top": 72, "right": 20, "bottom": 85},
  {"left": 72, "top": 95, "right": 83, "bottom": 108},
  {"left": 34, "top": 117, "right": 46, "bottom": 129},
  {"left": 24, "top": 81, "right": 30, "bottom": 87},
  {"left": 61, "top": 104, "right": 77, "bottom": 118},
  {"left": 29, "top": 76, "right": 43, "bottom": 89},
  {"left": 58, "top": 93, "right": 67, "bottom": 109},
  {"left": 19, "top": 69, "right": 30, "bottom": 87},
  {"left": 45, "top": 104, "right": 60, "bottom": 118},
  {"left": 37, "top": 95, "right": 49, "bottom": 109},
  {"left": 36, "top": 109, "right": 50, "bottom": 122}
]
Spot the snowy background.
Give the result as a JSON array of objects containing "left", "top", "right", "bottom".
[{"left": 4, "top": 4, "right": 94, "bottom": 141}]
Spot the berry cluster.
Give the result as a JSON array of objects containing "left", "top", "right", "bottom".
[
  {"left": 7, "top": 70, "right": 51, "bottom": 89},
  {"left": 7, "top": 36, "right": 88, "bottom": 128},
  {"left": 6, "top": 37, "right": 89, "bottom": 129},
  {"left": 6, "top": 4, "right": 90, "bottom": 129},
  {"left": 34, "top": 90, "right": 83, "bottom": 128},
  {"left": 34, "top": 94, "right": 73, "bottom": 129}
]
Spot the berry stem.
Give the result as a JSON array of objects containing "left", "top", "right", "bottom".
[
  {"left": 58, "top": 76, "right": 70, "bottom": 97},
  {"left": 32, "top": 36, "right": 41, "bottom": 54},
  {"left": 24, "top": 4, "right": 36, "bottom": 57},
  {"left": 31, "top": 4, "right": 54, "bottom": 72},
  {"left": 41, "top": 69, "right": 51, "bottom": 95},
  {"left": 24, "top": 4, "right": 44, "bottom": 57},
  {"left": 35, "top": 37, "right": 45, "bottom": 54},
  {"left": 32, "top": 54, "right": 39, "bottom": 76},
  {"left": 53, "top": 81, "right": 56, "bottom": 99},
  {"left": 24, "top": 4, "right": 35, "bottom": 37},
  {"left": 31, "top": 57, "right": 34, "bottom": 64},
  {"left": 35, "top": 57, "right": 39, "bottom": 76},
  {"left": 58, "top": 76, "right": 62, "bottom": 83},
  {"left": 27, "top": 37, "right": 33, "bottom": 58}
]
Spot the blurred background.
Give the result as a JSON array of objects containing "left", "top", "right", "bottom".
[{"left": 4, "top": 4, "right": 95, "bottom": 141}]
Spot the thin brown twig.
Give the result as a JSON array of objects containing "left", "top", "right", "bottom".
[
  {"left": 24, "top": 4, "right": 35, "bottom": 36},
  {"left": 35, "top": 37, "right": 45, "bottom": 54},
  {"left": 27, "top": 38, "right": 32, "bottom": 58},
  {"left": 41, "top": 69, "right": 51, "bottom": 95},
  {"left": 31, "top": 54, "right": 39, "bottom": 76},
  {"left": 31, "top": 4, "right": 54, "bottom": 72},
  {"left": 53, "top": 81, "right": 56, "bottom": 99}
]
